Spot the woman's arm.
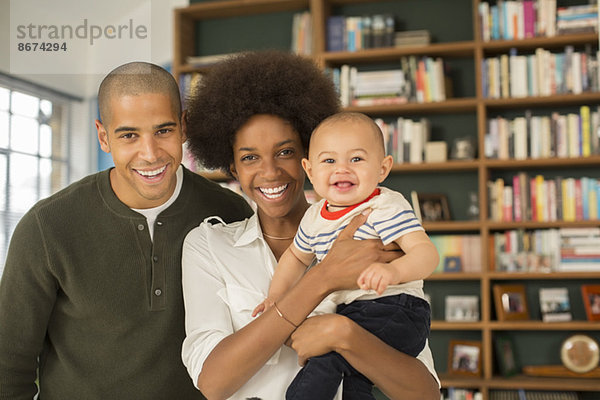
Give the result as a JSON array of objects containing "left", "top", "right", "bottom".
[
  {"left": 187, "top": 211, "right": 395, "bottom": 399},
  {"left": 288, "top": 314, "right": 440, "bottom": 400}
]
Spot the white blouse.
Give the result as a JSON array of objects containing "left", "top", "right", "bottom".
[{"left": 181, "top": 213, "right": 438, "bottom": 400}]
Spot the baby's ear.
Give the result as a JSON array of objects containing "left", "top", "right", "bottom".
[
  {"left": 301, "top": 158, "right": 313, "bottom": 181},
  {"left": 379, "top": 155, "right": 394, "bottom": 182}
]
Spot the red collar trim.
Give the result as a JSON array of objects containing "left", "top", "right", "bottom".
[{"left": 320, "top": 188, "right": 381, "bottom": 220}]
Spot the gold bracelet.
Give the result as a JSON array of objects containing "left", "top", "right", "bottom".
[{"left": 273, "top": 302, "right": 297, "bottom": 329}]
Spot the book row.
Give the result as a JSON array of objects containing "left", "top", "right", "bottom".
[
  {"left": 430, "top": 234, "right": 482, "bottom": 274},
  {"left": 488, "top": 389, "right": 578, "bottom": 400},
  {"left": 485, "top": 106, "right": 600, "bottom": 160},
  {"left": 482, "top": 46, "right": 599, "bottom": 99},
  {"left": 478, "top": 0, "right": 597, "bottom": 41},
  {"left": 442, "top": 387, "right": 481, "bottom": 400},
  {"left": 326, "top": 13, "right": 395, "bottom": 52},
  {"left": 488, "top": 174, "right": 600, "bottom": 223},
  {"left": 328, "top": 56, "right": 448, "bottom": 107},
  {"left": 492, "top": 227, "right": 600, "bottom": 273}
]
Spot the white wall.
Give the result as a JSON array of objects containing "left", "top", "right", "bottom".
[{"left": 1, "top": 0, "right": 189, "bottom": 178}]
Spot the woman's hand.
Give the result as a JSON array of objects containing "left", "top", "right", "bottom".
[
  {"left": 287, "top": 314, "right": 350, "bottom": 366},
  {"left": 313, "top": 210, "right": 404, "bottom": 292}
]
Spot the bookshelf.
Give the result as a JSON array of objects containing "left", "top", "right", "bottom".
[{"left": 173, "top": 0, "right": 600, "bottom": 399}]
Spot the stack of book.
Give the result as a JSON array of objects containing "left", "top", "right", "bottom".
[
  {"left": 326, "top": 14, "right": 395, "bottom": 52},
  {"left": 485, "top": 106, "right": 600, "bottom": 160},
  {"left": 329, "top": 56, "right": 447, "bottom": 106},
  {"left": 352, "top": 69, "right": 406, "bottom": 106},
  {"left": 557, "top": 3, "right": 598, "bottom": 35},
  {"left": 394, "top": 30, "right": 430, "bottom": 47},
  {"left": 558, "top": 227, "right": 600, "bottom": 272},
  {"left": 481, "top": 46, "right": 600, "bottom": 99}
]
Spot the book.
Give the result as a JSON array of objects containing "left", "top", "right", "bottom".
[{"left": 326, "top": 15, "right": 345, "bottom": 52}]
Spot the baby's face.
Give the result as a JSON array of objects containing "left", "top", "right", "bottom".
[{"left": 303, "top": 120, "right": 392, "bottom": 207}]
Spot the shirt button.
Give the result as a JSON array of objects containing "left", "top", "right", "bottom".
[
  {"left": 153, "top": 256, "right": 158, "bottom": 262},
  {"left": 154, "top": 289, "right": 162, "bottom": 296},
  {"left": 137, "top": 224, "right": 145, "bottom": 231}
]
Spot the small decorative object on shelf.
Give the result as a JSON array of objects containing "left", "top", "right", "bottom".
[
  {"left": 445, "top": 295, "right": 479, "bottom": 322},
  {"left": 493, "top": 284, "right": 529, "bottom": 321},
  {"left": 560, "top": 334, "right": 600, "bottom": 374},
  {"left": 539, "top": 287, "right": 572, "bottom": 322},
  {"left": 448, "top": 340, "right": 482, "bottom": 377},
  {"left": 581, "top": 284, "right": 600, "bottom": 321},
  {"left": 494, "top": 334, "right": 520, "bottom": 377}
]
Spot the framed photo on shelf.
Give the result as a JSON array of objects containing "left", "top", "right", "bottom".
[
  {"left": 445, "top": 295, "right": 479, "bottom": 322},
  {"left": 539, "top": 287, "right": 572, "bottom": 322},
  {"left": 448, "top": 340, "right": 482, "bottom": 377},
  {"left": 581, "top": 285, "right": 600, "bottom": 321},
  {"left": 493, "top": 284, "right": 529, "bottom": 321},
  {"left": 411, "top": 192, "right": 451, "bottom": 222},
  {"left": 494, "top": 335, "right": 519, "bottom": 377}
]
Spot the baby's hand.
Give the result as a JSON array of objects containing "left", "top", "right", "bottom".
[
  {"left": 357, "top": 263, "right": 400, "bottom": 295},
  {"left": 252, "top": 297, "right": 275, "bottom": 317}
]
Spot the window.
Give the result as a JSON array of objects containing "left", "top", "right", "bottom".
[{"left": 0, "top": 78, "right": 74, "bottom": 276}]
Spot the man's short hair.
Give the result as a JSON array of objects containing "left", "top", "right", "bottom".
[{"left": 98, "top": 62, "right": 181, "bottom": 125}]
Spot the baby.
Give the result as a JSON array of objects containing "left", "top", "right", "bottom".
[{"left": 254, "top": 111, "right": 439, "bottom": 400}]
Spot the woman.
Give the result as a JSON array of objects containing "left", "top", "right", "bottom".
[{"left": 182, "top": 51, "right": 439, "bottom": 400}]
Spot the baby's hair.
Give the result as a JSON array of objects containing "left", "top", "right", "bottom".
[
  {"left": 311, "top": 111, "right": 386, "bottom": 155},
  {"left": 184, "top": 50, "right": 340, "bottom": 173},
  {"left": 98, "top": 62, "right": 182, "bottom": 125}
]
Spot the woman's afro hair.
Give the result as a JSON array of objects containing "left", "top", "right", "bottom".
[{"left": 184, "top": 50, "right": 340, "bottom": 172}]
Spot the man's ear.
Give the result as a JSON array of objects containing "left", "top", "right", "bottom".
[
  {"left": 379, "top": 155, "right": 394, "bottom": 183},
  {"left": 96, "top": 119, "right": 111, "bottom": 153},
  {"left": 301, "top": 158, "right": 313, "bottom": 183},
  {"left": 180, "top": 111, "right": 188, "bottom": 143}
]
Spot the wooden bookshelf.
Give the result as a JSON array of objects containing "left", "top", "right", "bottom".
[{"left": 173, "top": 0, "right": 600, "bottom": 398}]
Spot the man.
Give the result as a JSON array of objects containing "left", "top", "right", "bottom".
[{"left": 0, "top": 62, "right": 252, "bottom": 399}]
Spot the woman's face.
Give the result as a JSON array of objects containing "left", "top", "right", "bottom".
[{"left": 230, "top": 114, "right": 307, "bottom": 221}]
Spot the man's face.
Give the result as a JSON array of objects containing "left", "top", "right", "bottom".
[{"left": 96, "top": 93, "right": 186, "bottom": 209}]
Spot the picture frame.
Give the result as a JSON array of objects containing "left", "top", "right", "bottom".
[
  {"left": 412, "top": 192, "right": 451, "bottom": 222},
  {"left": 581, "top": 285, "right": 600, "bottom": 321},
  {"left": 539, "top": 287, "right": 572, "bottom": 322},
  {"left": 448, "top": 340, "right": 482, "bottom": 377},
  {"left": 445, "top": 295, "right": 479, "bottom": 322},
  {"left": 493, "top": 284, "right": 529, "bottom": 321},
  {"left": 494, "top": 335, "right": 520, "bottom": 377}
]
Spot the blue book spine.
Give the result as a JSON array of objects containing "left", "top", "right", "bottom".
[
  {"left": 491, "top": 6, "right": 500, "bottom": 40},
  {"left": 326, "top": 16, "right": 346, "bottom": 52}
]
